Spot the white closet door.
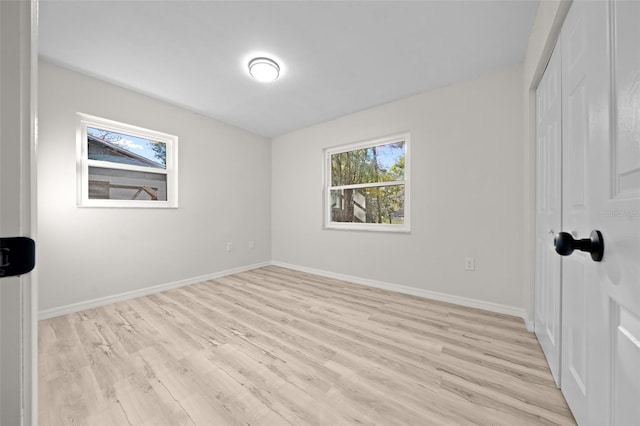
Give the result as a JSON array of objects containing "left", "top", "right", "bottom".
[
  {"left": 535, "top": 41, "right": 562, "bottom": 387},
  {"left": 559, "top": 1, "right": 592, "bottom": 421}
]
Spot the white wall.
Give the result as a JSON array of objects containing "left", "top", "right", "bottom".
[
  {"left": 272, "top": 65, "right": 525, "bottom": 311},
  {"left": 38, "top": 61, "right": 271, "bottom": 313},
  {"left": 521, "top": 0, "right": 572, "bottom": 323},
  {"left": 38, "top": 60, "right": 529, "bottom": 317}
]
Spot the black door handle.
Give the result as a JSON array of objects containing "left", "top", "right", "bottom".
[
  {"left": 554, "top": 230, "right": 604, "bottom": 262},
  {"left": 0, "top": 237, "right": 36, "bottom": 278}
]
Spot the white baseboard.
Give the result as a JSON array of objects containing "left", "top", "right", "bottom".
[
  {"left": 271, "top": 261, "right": 529, "bottom": 326},
  {"left": 524, "top": 316, "right": 535, "bottom": 332},
  {"left": 38, "top": 261, "right": 271, "bottom": 320},
  {"left": 39, "top": 259, "right": 531, "bottom": 331}
]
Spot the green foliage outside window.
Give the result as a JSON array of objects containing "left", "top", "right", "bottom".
[{"left": 330, "top": 141, "right": 405, "bottom": 224}]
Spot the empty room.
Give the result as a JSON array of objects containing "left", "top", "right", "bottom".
[{"left": 1, "top": 0, "right": 639, "bottom": 425}]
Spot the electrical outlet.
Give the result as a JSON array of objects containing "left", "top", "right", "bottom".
[
  {"left": 248, "top": 240, "right": 255, "bottom": 249},
  {"left": 464, "top": 257, "right": 475, "bottom": 271},
  {"left": 226, "top": 242, "right": 233, "bottom": 252}
]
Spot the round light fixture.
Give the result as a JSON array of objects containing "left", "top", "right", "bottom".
[{"left": 248, "top": 57, "right": 280, "bottom": 82}]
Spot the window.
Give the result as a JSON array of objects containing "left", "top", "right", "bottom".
[
  {"left": 325, "top": 133, "right": 409, "bottom": 232},
  {"left": 77, "top": 113, "right": 178, "bottom": 208}
]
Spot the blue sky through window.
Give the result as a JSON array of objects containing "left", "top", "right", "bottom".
[
  {"left": 372, "top": 141, "right": 404, "bottom": 171},
  {"left": 88, "top": 127, "right": 166, "bottom": 167}
]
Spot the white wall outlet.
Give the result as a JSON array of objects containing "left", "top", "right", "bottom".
[
  {"left": 248, "top": 240, "right": 255, "bottom": 249},
  {"left": 464, "top": 257, "right": 475, "bottom": 271},
  {"left": 226, "top": 242, "right": 233, "bottom": 252}
]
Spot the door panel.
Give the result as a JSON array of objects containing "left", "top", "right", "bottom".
[
  {"left": 607, "top": 0, "right": 640, "bottom": 315},
  {"left": 565, "top": 83, "right": 587, "bottom": 209},
  {"left": 535, "top": 41, "right": 562, "bottom": 386},
  {"left": 611, "top": 0, "right": 640, "bottom": 199},
  {"left": 564, "top": 259, "right": 587, "bottom": 396},
  {"left": 612, "top": 304, "right": 640, "bottom": 425},
  {"left": 603, "top": 1, "right": 640, "bottom": 424}
]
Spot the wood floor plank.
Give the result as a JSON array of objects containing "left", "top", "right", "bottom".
[
  {"left": 39, "top": 266, "right": 575, "bottom": 425},
  {"left": 38, "top": 314, "right": 91, "bottom": 383}
]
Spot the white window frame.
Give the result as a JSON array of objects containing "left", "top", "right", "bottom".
[
  {"left": 76, "top": 113, "right": 178, "bottom": 208},
  {"left": 324, "top": 133, "right": 410, "bottom": 232}
]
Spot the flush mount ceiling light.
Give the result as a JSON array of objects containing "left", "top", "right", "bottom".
[{"left": 248, "top": 57, "right": 280, "bottom": 82}]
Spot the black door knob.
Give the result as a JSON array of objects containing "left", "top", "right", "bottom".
[
  {"left": 0, "top": 237, "right": 36, "bottom": 277},
  {"left": 554, "top": 230, "right": 604, "bottom": 262}
]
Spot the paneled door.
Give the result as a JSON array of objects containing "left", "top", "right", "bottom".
[
  {"left": 559, "top": 0, "right": 640, "bottom": 424},
  {"left": 535, "top": 41, "right": 562, "bottom": 387},
  {"left": 594, "top": 1, "right": 640, "bottom": 424}
]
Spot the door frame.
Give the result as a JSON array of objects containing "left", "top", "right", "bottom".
[{"left": 0, "top": 0, "right": 38, "bottom": 424}]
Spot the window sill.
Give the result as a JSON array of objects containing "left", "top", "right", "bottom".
[
  {"left": 324, "top": 223, "right": 410, "bottom": 233},
  {"left": 78, "top": 201, "right": 178, "bottom": 209}
]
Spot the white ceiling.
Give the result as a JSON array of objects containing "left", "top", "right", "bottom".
[{"left": 39, "top": 0, "right": 538, "bottom": 138}]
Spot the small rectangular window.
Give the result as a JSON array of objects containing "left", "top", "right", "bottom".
[
  {"left": 77, "top": 114, "right": 178, "bottom": 207},
  {"left": 325, "top": 133, "right": 410, "bottom": 232}
]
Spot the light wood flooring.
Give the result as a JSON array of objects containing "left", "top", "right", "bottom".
[{"left": 39, "top": 266, "right": 575, "bottom": 425}]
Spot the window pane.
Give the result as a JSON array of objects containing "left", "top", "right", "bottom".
[
  {"left": 331, "top": 141, "right": 405, "bottom": 186},
  {"left": 330, "top": 185, "right": 405, "bottom": 224},
  {"left": 89, "top": 167, "right": 167, "bottom": 201},
  {"left": 87, "top": 127, "right": 166, "bottom": 169}
]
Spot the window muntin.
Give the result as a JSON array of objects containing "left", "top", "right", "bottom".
[
  {"left": 77, "top": 114, "right": 178, "bottom": 207},
  {"left": 325, "top": 134, "right": 409, "bottom": 231}
]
